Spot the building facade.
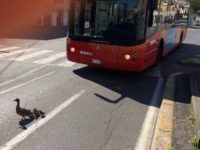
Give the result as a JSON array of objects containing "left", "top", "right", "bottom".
[{"left": 35, "top": 0, "right": 69, "bottom": 28}]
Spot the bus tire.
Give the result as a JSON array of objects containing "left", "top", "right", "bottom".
[{"left": 156, "top": 40, "right": 164, "bottom": 63}]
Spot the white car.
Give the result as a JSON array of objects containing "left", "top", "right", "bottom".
[
  {"left": 179, "top": 20, "right": 188, "bottom": 26},
  {"left": 196, "top": 20, "right": 200, "bottom": 26}
]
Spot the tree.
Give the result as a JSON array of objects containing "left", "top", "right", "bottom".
[{"left": 188, "top": 0, "right": 200, "bottom": 12}]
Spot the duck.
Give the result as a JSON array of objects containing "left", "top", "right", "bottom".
[
  {"left": 13, "top": 98, "right": 34, "bottom": 120},
  {"left": 33, "top": 108, "right": 46, "bottom": 119}
]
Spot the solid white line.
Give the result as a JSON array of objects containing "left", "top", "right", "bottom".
[
  {"left": 33, "top": 52, "right": 65, "bottom": 64},
  {"left": 0, "top": 90, "right": 85, "bottom": 150},
  {"left": 0, "top": 65, "right": 47, "bottom": 87},
  {"left": 0, "top": 47, "right": 19, "bottom": 52},
  {"left": 0, "top": 48, "right": 34, "bottom": 58},
  {"left": 0, "top": 71, "right": 54, "bottom": 95},
  {"left": 134, "top": 78, "right": 164, "bottom": 150},
  {"left": 8, "top": 50, "right": 51, "bottom": 61},
  {"left": 57, "top": 60, "right": 75, "bottom": 67}
]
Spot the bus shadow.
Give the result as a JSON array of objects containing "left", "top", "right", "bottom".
[
  {"left": 160, "top": 43, "right": 200, "bottom": 104},
  {"left": 73, "top": 67, "right": 162, "bottom": 108},
  {"left": 73, "top": 43, "right": 200, "bottom": 107}
]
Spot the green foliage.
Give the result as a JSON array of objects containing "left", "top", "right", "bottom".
[
  {"left": 188, "top": 0, "right": 200, "bottom": 11},
  {"left": 170, "top": 146, "right": 176, "bottom": 150},
  {"left": 191, "top": 135, "right": 198, "bottom": 147}
]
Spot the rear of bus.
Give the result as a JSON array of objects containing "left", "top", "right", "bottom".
[
  {"left": 67, "top": 0, "right": 149, "bottom": 71},
  {"left": 66, "top": 0, "right": 189, "bottom": 71}
]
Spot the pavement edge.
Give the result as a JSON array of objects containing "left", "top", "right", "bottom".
[
  {"left": 189, "top": 72, "right": 200, "bottom": 148},
  {"left": 151, "top": 75, "right": 176, "bottom": 150}
]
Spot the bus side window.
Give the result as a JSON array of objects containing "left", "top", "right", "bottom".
[{"left": 146, "top": 0, "right": 159, "bottom": 37}]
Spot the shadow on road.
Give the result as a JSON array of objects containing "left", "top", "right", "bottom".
[
  {"left": 160, "top": 43, "right": 200, "bottom": 103},
  {"left": 73, "top": 42, "right": 200, "bottom": 106},
  {"left": 160, "top": 43, "right": 200, "bottom": 78},
  {"left": 19, "top": 117, "right": 34, "bottom": 130},
  {"left": 73, "top": 67, "right": 162, "bottom": 107}
]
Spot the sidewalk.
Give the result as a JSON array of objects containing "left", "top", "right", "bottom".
[
  {"left": 152, "top": 41, "right": 200, "bottom": 149},
  {"left": 152, "top": 71, "right": 200, "bottom": 150}
]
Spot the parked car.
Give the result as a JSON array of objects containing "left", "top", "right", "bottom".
[
  {"left": 196, "top": 20, "right": 200, "bottom": 26},
  {"left": 173, "top": 19, "right": 188, "bottom": 26},
  {"left": 179, "top": 19, "right": 188, "bottom": 26}
]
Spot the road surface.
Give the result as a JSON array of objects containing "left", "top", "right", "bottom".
[{"left": 0, "top": 28, "right": 199, "bottom": 150}]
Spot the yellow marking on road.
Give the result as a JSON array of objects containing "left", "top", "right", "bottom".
[{"left": 151, "top": 99, "right": 174, "bottom": 150}]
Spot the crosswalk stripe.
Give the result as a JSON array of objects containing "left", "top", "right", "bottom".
[
  {"left": 8, "top": 50, "right": 51, "bottom": 61},
  {"left": 57, "top": 60, "right": 75, "bottom": 67},
  {"left": 33, "top": 52, "right": 65, "bottom": 64},
  {"left": 0, "top": 47, "right": 74, "bottom": 68},
  {"left": 0, "top": 48, "right": 34, "bottom": 59},
  {"left": 0, "top": 47, "right": 19, "bottom": 52}
]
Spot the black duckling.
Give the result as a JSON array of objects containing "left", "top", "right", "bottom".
[
  {"left": 33, "top": 108, "right": 46, "bottom": 119},
  {"left": 14, "top": 98, "right": 34, "bottom": 120}
]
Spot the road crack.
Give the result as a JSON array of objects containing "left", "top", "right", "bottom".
[{"left": 99, "top": 100, "right": 126, "bottom": 150}]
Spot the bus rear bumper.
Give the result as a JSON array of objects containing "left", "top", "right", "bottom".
[{"left": 68, "top": 54, "right": 146, "bottom": 72}]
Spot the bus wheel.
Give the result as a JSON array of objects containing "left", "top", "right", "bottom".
[
  {"left": 156, "top": 40, "right": 164, "bottom": 63},
  {"left": 178, "top": 32, "right": 183, "bottom": 47}
]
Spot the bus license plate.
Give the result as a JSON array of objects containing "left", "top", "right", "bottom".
[{"left": 92, "top": 59, "right": 101, "bottom": 64}]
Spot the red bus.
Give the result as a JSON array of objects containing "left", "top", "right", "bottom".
[{"left": 67, "top": 0, "right": 189, "bottom": 71}]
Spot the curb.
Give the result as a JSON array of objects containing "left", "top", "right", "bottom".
[
  {"left": 190, "top": 72, "right": 200, "bottom": 148},
  {"left": 151, "top": 75, "right": 177, "bottom": 150},
  {"left": 134, "top": 78, "right": 164, "bottom": 150},
  {"left": 180, "top": 58, "right": 200, "bottom": 67}
]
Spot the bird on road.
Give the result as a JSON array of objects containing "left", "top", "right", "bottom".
[
  {"left": 13, "top": 98, "right": 34, "bottom": 120},
  {"left": 33, "top": 108, "right": 46, "bottom": 119}
]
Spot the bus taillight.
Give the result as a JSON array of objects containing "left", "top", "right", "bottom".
[
  {"left": 125, "top": 55, "right": 131, "bottom": 60},
  {"left": 70, "top": 47, "right": 76, "bottom": 53}
]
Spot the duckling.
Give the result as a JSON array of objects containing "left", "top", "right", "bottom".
[
  {"left": 13, "top": 98, "right": 34, "bottom": 120},
  {"left": 33, "top": 108, "right": 46, "bottom": 119}
]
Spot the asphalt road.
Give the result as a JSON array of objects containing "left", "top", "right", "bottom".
[{"left": 0, "top": 28, "right": 199, "bottom": 150}]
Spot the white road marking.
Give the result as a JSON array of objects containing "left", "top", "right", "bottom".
[
  {"left": 0, "top": 90, "right": 85, "bottom": 150},
  {"left": 0, "top": 65, "right": 47, "bottom": 87},
  {"left": 33, "top": 52, "right": 65, "bottom": 64},
  {"left": 0, "top": 47, "right": 19, "bottom": 52},
  {"left": 0, "top": 47, "right": 73, "bottom": 67},
  {"left": 134, "top": 78, "right": 164, "bottom": 150},
  {"left": 0, "top": 48, "right": 34, "bottom": 59},
  {"left": 0, "top": 71, "right": 54, "bottom": 95},
  {"left": 57, "top": 60, "right": 75, "bottom": 67},
  {"left": 8, "top": 50, "right": 51, "bottom": 61}
]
